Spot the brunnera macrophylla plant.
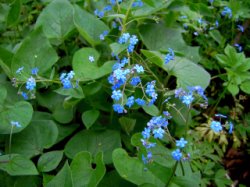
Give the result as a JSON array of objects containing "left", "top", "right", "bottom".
[{"left": 0, "top": 0, "right": 248, "bottom": 186}]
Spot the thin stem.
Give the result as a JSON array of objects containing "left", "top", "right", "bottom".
[
  {"left": 169, "top": 104, "right": 186, "bottom": 123},
  {"left": 180, "top": 161, "right": 185, "bottom": 176},
  {"left": 9, "top": 124, "right": 14, "bottom": 160},
  {"left": 166, "top": 161, "right": 178, "bottom": 186},
  {"left": 185, "top": 107, "right": 191, "bottom": 138},
  {"left": 122, "top": 0, "right": 135, "bottom": 32}
]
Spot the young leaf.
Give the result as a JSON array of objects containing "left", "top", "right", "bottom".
[
  {"left": 38, "top": 151, "right": 64, "bottom": 172},
  {"left": 82, "top": 110, "right": 100, "bottom": 129}
]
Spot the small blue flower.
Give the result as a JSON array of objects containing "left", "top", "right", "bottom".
[
  {"left": 176, "top": 137, "right": 188, "bottom": 148},
  {"left": 152, "top": 128, "right": 165, "bottom": 139},
  {"left": 130, "top": 76, "right": 141, "bottom": 86},
  {"left": 31, "top": 67, "right": 39, "bottom": 75},
  {"left": 132, "top": 0, "right": 143, "bottom": 7},
  {"left": 89, "top": 56, "right": 95, "bottom": 63},
  {"left": 210, "top": 120, "right": 222, "bottom": 133},
  {"left": 21, "top": 92, "right": 28, "bottom": 100},
  {"left": 111, "top": 90, "right": 123, "bottom": 101},
  {"left": 103, "top": 5, "right": 112, "bottom": 12},
  {"left": 16, "top": 66, "right": 24, "bottom": 74},
  {"left": 11, "top": 121, "right": 21, "bottom": 128},
  {"left": 142, "top": 127, "right": 151, "bottom": 139},
  {"left": 60, "top": 71, "right": 75, "bottom": 89},
  {"left": 215, "top": 20, "right": 219, "bottom": 27},
  {"left": 172, "top": 149, "right": 182, "bottom": 161},
  {"left": 221, "top": 7, "right": 232, "bottom": 18},
  {"left": 112, "top": 21, "right": 117, "bottom": 28},
  {"left": 182, "top": 94, "right": 194, "bottom": 106},
  {"left": 237, "top": 25, "right": 244, "bottom": 32},
  {"left": 229, "top": 122, "right": 234, "bottom": 134},
  {"left": 135, "top": 98, "right": 146, "bottom": 106},
  {"left": 26, "top": 76, "right": 36, "bottom": 90},
  {"left": 100, "top": 30, "right": 109, "bottom": 40},
  {"left": 118, "top": 33, "right": 130, "bottom": 44},
  {"left": 113, "top": 104, "right": 124, "bottom": 113},
  {"left": 94, "top": 9, "right": 104, "bottom": 18},
  {"left": 234, "top": 44, "right": 242, "bottom": 52},
  {"left": 126, "top": 96, "right": 135, "bottom": 108},
  {"left": 134, "top": 64, "right": 144, "bottom": 73},
  {"left": 165, "top": 48, "right": 175, "bottom": 64}
]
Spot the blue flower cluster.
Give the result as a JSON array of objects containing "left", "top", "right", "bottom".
[
  {"left": 132, "top": 0, "right": 143, "bottom": 8},
  {"left": 174, "top": 86, "right": 207, "bottom": 107},
  {"left": 100, "top": 30, "right": 109, "bottom": 40},
  {"left": 221, "top": 7, "right": 232, "bottom": 18},
  {"left": 26, "top": 76, "right": 36, "bottom": 90},
  {"left": 172, "top": 137, "right": 188, "bottom": 161},
  {"left": 60, "top": 71, "right": 75, "bottom": 89},
  {"left": 94, "top": 0, "right": 123, "bottom": 18},
  {"left": 118, "top": 33, "right": 138, "bottom": 53},
  {"left": 165, "top": 48, "right": 175, "bottom": 64},
  {"left": 210, "top": 114, "right": 234, "bottom": 134},
  {"left": 141, "top": 115, "right": 169, "bottom": 164}
]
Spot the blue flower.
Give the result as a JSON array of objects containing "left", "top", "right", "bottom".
[
  {"left": 221, "top": 7, "right": 232, "bottom": 18},
  {"left": 94, "top": 9, "right": 104, "bottom": 18},
  {"left": 229, "top": 122, "right": 234, "bottom": 134},
  {"left": 135, "top": 98, "right": 146, "bottom": 106},
  {"left": 130, "top": 76, "right": 141, "bottom": 86},
  {"left": 134, "top": 64, "right": 144, "bottom": 73},
  {"left": 111, "top": 90, "right": 123, "bottom": 101},
  {"left": 113, "top": 68, "right": 130, "bottom": 82},
  {"left": 182, "top": 94, "right": 194, "bottom": 106},
  {"left": 103, "top": 5, "right": 112, "bottom": 12},
  {"left": 172, "top": 149, "right": 182, "bottom": 161},
  {"left": 210, "top": 120, "right": 222, "bottom": 133},
  {"left": 152, "top": 128, "right": 165, "bottom": 139},
  {"left": 176, "top": 138, "right": 188, "bottom": 148},
  {"left": 113, "top": 104, "right": 124, "bottom": 113},
  {"left": 100, "top": 30, "right": 109, "bottom": 40},
  {"left": 11, "top": 121, "right": 21, "bottom": 128},
  {"left": 237, "top": 25, "right": 244, "bottom": 32},
  {"left": 31, "top": 67, "right": 39, "bottom": 75},
  {"left": 88, "top": 56, "right": 95, "bottom": 62},
  {"left": 60, "top": 71, "right": 75, "bottom": 89},
  {"left": 118, "top": 33, "right": 130, "bottom": 44},
  {"left": 26, "top": 76, "right": 36, "bottom": 90},
  {"left": 126, "top": 96, "right": 135, "bottom": 107},
  {"left": 142, "top": 127, "right": 151, "bottom": 139},
  {"left": 128, "top": 35, "right": 138, "bottom": 53},
  {"left": 21, "top": 92, "right": 28, "bottom": 100},
  {"left": 132, "top": 0, "right": 143, "bottom": 7},
  {"left": 234, "top": 44, "right": 242, "bottom": 52},
  {"left": 16, "top": 66, "right": 24, "bottom": 74},
  {"left": 165, "top": 48, "right": 175, "bottom": 64}
]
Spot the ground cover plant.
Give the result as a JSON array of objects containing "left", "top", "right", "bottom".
[{"left": 0, "top": 0, "right": 250, "bottom": 186}]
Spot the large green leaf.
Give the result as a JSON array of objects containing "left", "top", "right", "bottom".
[
  {"left": 65, "top": 130, "right": 121, "bottom": 164},
  {"left": 35, "top": 0, "right": 74, "bottom": 44},
  {"left": 11, "top": 27, "right": 59, "bottom": 80},
  {"left": 46, "top": 162, "right": 73, "bottom": 187},
  {"left": 139, "top": 23, "right": 200, "bottom": 62},
  {"left": 0, "top": 154, "right": 38, "bottom": 176},
  {"left": 9, "top": 120, "right": 58, "bottom": 158},
  {"left": 70, "top": 152, "right": 106, "bottom": 187},
  {"left": 141, "top": 50, "right": 210, "bottom": 88},
  {"left": 38, "top": 151, "right": 64, "bottom": 172},
  {"left": 112, "top": 148, "right": 165, "bottom": 187},
  {"left": 72, "top": 48, "right": 115, "bottom": 81},
  {"left": 73, "top": 5, "right": 110, "bottom": 46},
  {"left": 0, "top": 101, "right": 33, "bottom": 134}
]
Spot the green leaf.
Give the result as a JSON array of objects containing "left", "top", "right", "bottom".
[
  {"left": 52, "top": 104, "right": 74, "bottom": 124},
  {"left": 73, "top": 5, "right": 109, "bottom": 46},
  {"left": 228, "top": 83, "right": 239, "bottom": 96},
  {"left": 11, "top": 27, "right": 59, "bottom": 81},
  {"left": 0, "top": 47, "right": 13, "bottom": 78},
  {"left": 109, "top": 43, "right": 128, "bottom": 56},
  {"left": 172, "top": 175, "right": 200, "bottom": 187},
  {"left": 0, "top": 154, "right": 38, "bottom": 176},
  {"left": 54, "top": 86, "right": 85, "bottom": 99},
  {"left": 82, "top": 110, "right": 100, "bottom": 129},
  {"left": 38, "top": 151, "right": 64, "bottom": 172},
  {"left": 7, "top": 0, "right": 21, "bottom": 26},
  {"left": 70, "top": 152, "right": 106, "bottom": 187},
  {"left": 72, "top": 48, "right": 115, "bottom": 81},
  {"left": 142, "top": 105, "right": 160, "bottom": 116},
  {"left": 119, "top": 117, "right": 136, "bottom": 135},
  {"left": 240, "top": 80, "right": 250, "bottom": 94},
  {"left": 209, "top": 30, "right": 225, "bottom": 45},
  {"left": 141, "top": 50, "right": 210, "bottom": 88},
  {"left": 10, "top": 120, "right": 58, "bottom": 158},
  {"left": 46, "top": 162, "right": 73, "bottom": 187},
  {"left": 139, "top": 23, "right": 200, "bottom": 62},
  {"left": 65, "top": 130, "right": 121, "bottom": 164},
  {"left": 0, "top": 86, "right": 7, "bottom": 106},
  {"left": 0, "top": 101, "right": 33, "bottom": 134},
  {"left": 35, "top": 0, "right": 74, "bottom": 45},
  {"left": 112, "top": 148, "right": 165, "bottom": 187}
]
